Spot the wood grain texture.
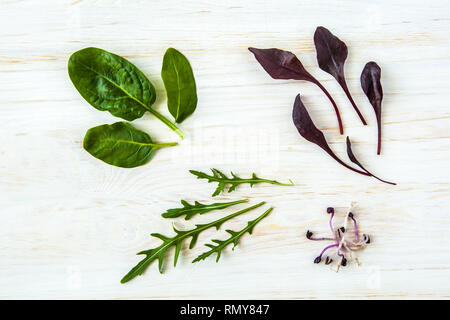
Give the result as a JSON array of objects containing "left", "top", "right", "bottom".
[{"left": 0, "top": 0, "right": 449, "bottom": 299}]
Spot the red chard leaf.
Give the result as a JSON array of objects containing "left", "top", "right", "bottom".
[
  {"left": 361, "top": 61, "right": 383, "bottom": 155},
  {"left": 314, "top": 26, "right": 367, "bottom": 125},
  {"left": 248, "top": 47, "right": 314, "bottom": 81},
  {"left": 346, "top": 137, "right": 396, "bottom": 185},
  {"left": 292, "top": 94, "right": 368, "bottom": 176},
  {"left": 249, "top": 47, "right": 343, "bottom": 134}
]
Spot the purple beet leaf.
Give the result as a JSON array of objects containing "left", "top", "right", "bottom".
[
  {"left": 314, "top": 26, "right": 367, "bottom": 125},
  {"left": 345, "top": 137, "right": 396, "bottom": 185},
  {"left": 292, "top": 94, "right": 368, "bottom": 176},
  {"left": 249, "top": 47, "right": 344, "bottom": 134},
  {"left": 361, "top": 61, "right": 383, "bottom": 155}
]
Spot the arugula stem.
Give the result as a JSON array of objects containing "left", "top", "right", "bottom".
[
  {"left": 248, "top": 178, "right": 294, "bottom": 186},
  {"left": 197, "top": 177, "right": 294, "bottom": 187},
  {"left": 179, "top": 201, "right": 266, "bottom": 241},
  {"left": 212, "top": 199, "right": 249, "bottom": 206},
  {"left": 190, "top": 169, "right": 294, "bottom": 196},
  {"left": 147, "top": 108, "right": 185, "bottom": 139},
  {"left": 162, "top": 199, "right": 249, "bottom": 220},
  {"left": 264, "top": 179, "right": 295, "bottom": 186}
]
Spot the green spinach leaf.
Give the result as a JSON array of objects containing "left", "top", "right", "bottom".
[
  {"left": 68, "top": 47, "right": 184, "bottom": 138},
  {"left": 83, "top": 122, "right": 177, "bottom": 168},
  {"left": 161, "top": 48, "right": 197, "bottom": 123}
]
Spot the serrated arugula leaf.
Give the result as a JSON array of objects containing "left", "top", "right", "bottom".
[
  {"left": 189, "top": 168, "right": 294, "bottom": 197},
  {"left": 121, "top": 201, "right": 265, "bottom": 283},
  {"left": 162, "top": 199, "right": 248, "bottom": 220},
  {"left": 193, "top": 207, "right": 273, "bottom": 263}
]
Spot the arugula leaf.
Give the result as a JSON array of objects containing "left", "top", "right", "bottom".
[
  {"left": 121, "top": 201, "right": 266, "bottom": 283},
  {"left": 68, "top": 47, "right": 184, "bottom": 139},
  {"left": 83, "top": 122, "right": 177, "bottom": 168},
  {"left": 193, "top": 207, "right": 273, "bottom": 263},
  {"left": 161, "top": 48, "right": 198, "bottom": 123},
  {"left": 162, "top": 199, "right": 248, "bottom": 220},
  {"left": 189, "top": 168, "right": 294, "bottom": 197}
]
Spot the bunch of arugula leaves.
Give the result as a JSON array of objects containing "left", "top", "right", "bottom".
[
  {"left": 68, "top": 47, "right": 197, "bottom": 168},
  {"left": 122, "top": 169, "right": 293, "bottom": 283},
  {"left": 122, "top": 201, "right": 272, "bottom": 283}
]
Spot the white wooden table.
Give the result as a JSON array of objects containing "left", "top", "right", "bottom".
[{"left": 1, "top": 0, "right": 449, "bottom": 299}]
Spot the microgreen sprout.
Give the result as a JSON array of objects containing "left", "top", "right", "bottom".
[{"left": 306, "top": 205, "right": 370, "bottom": 270}]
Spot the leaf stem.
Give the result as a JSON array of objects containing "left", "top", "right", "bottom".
[
  {"left": 345, "top": 137, "right": 396, "bottom": 185},
  {"left": 188, "top": 201, "right": 265, "bottom": 235},
  {"left": 147, "top": 108, "right": 185, "bottom": 139},
  {"left": 376, "top": 110, "right": 382, "bottom": 155},
  {"left": 313, "top": 80, "right": 344, "bottom": 135},
  {"left": 152, "top": 142, "right": 178, "bottom": 148},
  {"left": 324, "top": 149, "right": 370, "bottom": 176},
  {"left": 258, "top": 179, "right": 295, "bottom": 186},
  {"left": 192, "top": 174, "right": 294, "bottom": 187},
  {"left": 162, "top": 199, "right": 249, "bottom": 220},
  {"left": 339, "top": 76, "right": 367, "bottom": 125}
]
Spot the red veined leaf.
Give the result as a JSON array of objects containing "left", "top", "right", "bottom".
[
  {"left": 346, "top": 137, "right": 396, "bottom": 185},
  {"left": 249, "top": 47, "right": 344, "bottom": 134},
  {"left": 314, "top": 27, "right": 367, "bottom": 125},
  {"left": 292, "top": 94, "right": 368, "bottom": 176},
  {"left": 361, "top": 61, "right": 383, "bottom": 155}
]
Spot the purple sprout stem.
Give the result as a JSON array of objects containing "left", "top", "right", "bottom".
[
  {"left": 318, "top": 244, "right": 339, "bottom": 258},
  {"left": 349, "top": 215, "right": 360, "bottom": 242},
  {"left": 329, "top": 211, "right": 335, "bottom": 234},
  {"left": 337, "top": 251, "right": 348, "bottom": 266},
  {"left": 309, "top": 237, "right": 334, "bottom": 241},
  {"left": 337, "top": 232, "right": 348, "bottom": 253},
  {"left": 336, "top": 228, "right": 342, "bottom": 240}
]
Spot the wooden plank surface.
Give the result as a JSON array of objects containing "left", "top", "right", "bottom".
[{"left": 0, "top": 0, "right": 449, "bottom": 299}]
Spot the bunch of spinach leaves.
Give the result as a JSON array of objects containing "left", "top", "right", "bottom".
[{"left": 68, "top": 47, "right": 197, "bottom": 168}]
